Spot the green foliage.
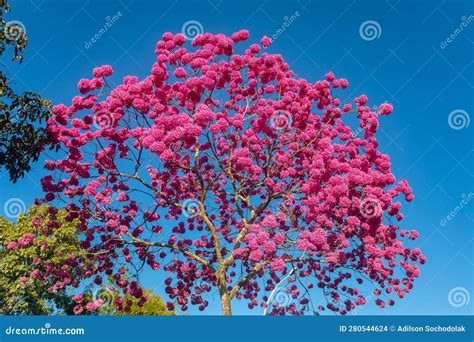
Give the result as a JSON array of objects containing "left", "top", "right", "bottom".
[
  {"left": 0, "top": 205, "right": 80, "bottom": 314},
  {"left": 0, "top": 205, "right": 174, "bottom": 316},
  {"left": 0, "top": 0, "right": 27, "bottom": 61},
  {"left": 0, "top": 0, "right": 57, "bottom": 182},
  {"left": 105, "top": 289, "right": 174, "bottom": 316}
]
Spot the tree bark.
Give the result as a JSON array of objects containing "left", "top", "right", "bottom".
[{"left": 221, "top": 294, "right": 232, "bottom": 316}]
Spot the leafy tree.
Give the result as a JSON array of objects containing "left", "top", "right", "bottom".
[
  {"left": 0, "top": 205, "right": 80, "bottom": 314},
  {"left": 95, "top": 288, "right": 174, "bottom": 316},
  {"left": 0, "top": 205, "right": 173, "bottom": 316},
  {"left": 71, "top": 274, "right": 174, "bottom": 315},
  {"left": 0, "top": 0, "right": 57, "bottom": 182},
  {"left": 118, "top": 290, "right": 174, "bottom": 315},
  {"left": 39, "top": 31, "right": 426, "bottom": 315}
]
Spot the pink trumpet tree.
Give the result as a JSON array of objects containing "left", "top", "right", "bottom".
[{"left": 38, "top": 30, "right": 425, "bottom": 315}]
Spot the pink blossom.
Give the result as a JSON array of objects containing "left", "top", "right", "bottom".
[
  {"left": 30, "top": 269, "right": 41, "bottom": 279},
  {"left": 174, "top": 67, "right": 187, "bottom": 78},
  {"left": 93, "top": 65, "right": 113, "bottom": 78},
  {"left": 261, "top": 215, "right": 278, "bottom": 228},
  {"left": 85, "top": 302, "right": 97, "bottom": 311},
  {"left": 270, "top": 258, "right": 285, "bottom": 272},
  {"left": 378, "top": 103, "right": 393, "bottom": 115},
  {"left": 18, "top": 233, "right": 35, "bottom": 247},
  {"left": 72, "top": 294, "right": 84, "bottom": 303},
  {"left": 231, "top": 29, "right": 249, "bottom": 42},
  {"left": 261, "top": 36, "right": 271, "bottom": 47},
  {"left": 73, "top": 305, "right": 84, "bottom": 315},
  {"left": 6, "top": 241, "right": 18, "bottom": 250},
  {"left": 77, "top": 79, "right": 91, "bottom": 94},
  {"left": 249, "top": 249, "right": 263, "bottom": 262}
]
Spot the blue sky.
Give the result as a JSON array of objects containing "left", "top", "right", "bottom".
[{"left": 1, "top": 0, "right": 472, "bottom": 315}]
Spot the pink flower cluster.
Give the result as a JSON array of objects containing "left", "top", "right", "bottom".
[
  {"left": 39, "top": 29, "right": 425, "bottom": 315},
  {"left": 6, "top": 233, "right": 36, "bottom": 250}
]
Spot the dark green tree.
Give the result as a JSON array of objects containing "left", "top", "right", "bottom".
[{"left": 0, "top": 0, "right": 57, "bottom": 182}]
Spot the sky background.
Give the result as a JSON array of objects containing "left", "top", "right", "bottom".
[{"left": 0, "top": 0, "right": 473, "bottom": 315}]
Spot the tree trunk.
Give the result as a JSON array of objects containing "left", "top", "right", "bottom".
[{"left": 221, "top": 294, "right": 232, "bottom": 315}]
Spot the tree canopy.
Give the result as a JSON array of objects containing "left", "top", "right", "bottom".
[
  {"left": 0, "top": 0, "right": 56, "bottom": 182},
  {"left": 37, "top": 30, "right": 425, "bottom": 315},
  {"left": 0, "top": 205, "right": 173, "bottom": 316},
  {"left": 0, "top": 205, "right": 80, "bottom": 314}
]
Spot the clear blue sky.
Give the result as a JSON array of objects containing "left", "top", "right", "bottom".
[{"left": 1, "top": 0, "right": 472, "bottom": 315}]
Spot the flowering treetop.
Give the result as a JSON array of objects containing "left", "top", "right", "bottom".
[{"left": 34, "top": 30, "right": 425, "bottom": 315}]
